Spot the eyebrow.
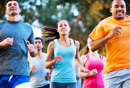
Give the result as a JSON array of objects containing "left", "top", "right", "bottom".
[{"left": 8, "top": 2, "right": 18, "bottom": 5}]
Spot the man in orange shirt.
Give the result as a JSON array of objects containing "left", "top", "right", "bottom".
[{"left": 89, "top": 0, "right": 130, "bottom": 88}]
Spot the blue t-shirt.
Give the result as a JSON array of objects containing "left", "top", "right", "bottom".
[
  {"left": 0, "top": 20, "right": 34, "bottom": 76},
  {"left": 51, "top": 39, "right": 76, "bottom": 83}
]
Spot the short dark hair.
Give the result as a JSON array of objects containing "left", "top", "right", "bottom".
[
  {"left": 6, "top": 0, "right": 19, "bottom": 4},
  {"left": 111, "top": 0, "right": 125, "bottom": 8},
  {"left": 5, "top": 0, "right": 20, "bottom": 8},
  {"left": 35, "top": 37, "right": 43, "bottom": 44}
]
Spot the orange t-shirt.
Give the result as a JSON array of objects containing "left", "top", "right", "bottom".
[{"left": 89, "top": 15, "right": 130, "bottom": 75}]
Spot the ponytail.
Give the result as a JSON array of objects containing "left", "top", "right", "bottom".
[
  {"left": 79, "top": 45, "right": 89, "bottom": 57},
  {"left": 42, "top": 27, "right": 60, "bottom": 45}
]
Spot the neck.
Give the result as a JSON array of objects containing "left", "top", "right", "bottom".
[
  {"left": 59, "top": 36, "right": 69, "bottom": 42},
  {"left": 36, "top": 50, "right": 43, "bottom": 59},
  {"left": 89, "top": 50, "right": 98, "bottom": 56},
  {"left": 89, "top": 51, "right": 100, "bottom": 60},
  {"left": 7, "top": 15, "right": 19, "bottom": 21}
]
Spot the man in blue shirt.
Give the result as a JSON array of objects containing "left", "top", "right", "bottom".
[{"left": 0, "top": 0, "right": 37, "bottom": 88}]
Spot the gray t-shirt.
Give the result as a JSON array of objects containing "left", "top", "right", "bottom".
[
  {"left": 0, "top": 20, "right": 34, "bottom": 76},
  {"left": 30, "top": 53, "right": 50, "bottom": 88}
]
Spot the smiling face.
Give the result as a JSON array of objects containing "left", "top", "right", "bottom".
[
  {"left": 110, "top": 0, "right": 126, "bottom": 20},
  {"left": 57, "top": 20, "right": 71, "bottom": 35},
  {"left": 5, "top": 1, "right": 21, "bottom": 16}
]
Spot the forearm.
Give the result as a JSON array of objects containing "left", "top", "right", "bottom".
[
  {"left": 30, "top": 50, "right": 37, "bottom": 57},
  {"left": 75, "top": 58, "right": 84, "bottom": 70},
  {"left": 91, "top": 35, "right": 110, "bottom": 52},
  {"left": 0, "top": 42, "right": 2, "bottom": 48},
  {"left": 78, "top": 72, "right": 89, "bottom": 78},
  {"left": 45, "top": 59, "right": 56, "bottom": 69}
]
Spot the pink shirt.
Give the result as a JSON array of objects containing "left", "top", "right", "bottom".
[{"left": 83, "top": 54, "right": 105, "bottom": 88}]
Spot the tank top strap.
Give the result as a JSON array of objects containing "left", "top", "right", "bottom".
[
  {"left": 54, "top": 39, "right": 59, "bottom": 48},
  {"left": 99, "top": 54, "right": 103, "bottom": 60},
  {"left": 86, "top": 54, "right": 90, "bottom": 60},
  {"left": 70, "top": 38, "right": 74, "bottom": 46},
  {"left": 84, "top": 54, "right": 90, "bottom": 65}
]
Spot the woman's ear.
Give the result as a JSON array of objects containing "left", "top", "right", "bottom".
[
  {"left": 69, "top": 27, "right": 71, "bottom": 32},
  {"left": 56, "top": 29, "right": 58, "bottom": 32}
]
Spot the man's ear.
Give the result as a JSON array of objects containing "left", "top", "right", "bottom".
[
  {"left": 19, "top": 9, "right": 21, "bottom": 13},
  {"left": 110, "top": 8, "right": 112, "bottom": 13},
  {"left": 5, "top": 10, "right": 7, "bottom": 14}
]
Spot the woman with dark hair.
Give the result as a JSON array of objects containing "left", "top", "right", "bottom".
[
  {"left": 78, "top": 38, "right": 105, "bottom": 88},
  {"left": 42, "top": 19, "right": 90, "bottom": 88}
]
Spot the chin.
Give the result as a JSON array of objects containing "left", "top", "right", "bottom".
[
  {"left": 10, "top": 13, "right": 18, "bottom": 16},
  {"left": 115, "top": 16, "right": 125, "bottom": 20}
]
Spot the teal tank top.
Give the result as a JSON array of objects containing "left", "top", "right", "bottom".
[{"left": 51, "top": 39, "right": 76, "bottom": 83}]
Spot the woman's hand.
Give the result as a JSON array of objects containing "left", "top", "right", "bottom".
[
  {"left": 90, "top": 69, "right": 98, "bottom": 76},
  {"left": 54, "top": 55, "right": 63, "bottom": 62}
]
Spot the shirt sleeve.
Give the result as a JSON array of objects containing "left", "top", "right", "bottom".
[
  {"left": 28, "top": 27, "right": 35, "bottom": 44},
  {"left": 89, "top": 23, "right": 105, "bottom": 40}
]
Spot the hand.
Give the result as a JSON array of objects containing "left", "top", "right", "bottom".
[
  {"left": 107, "top": 26, "right": 123, "bottom": 39},
  {"left": 27, "top": 41, "right": 36, "bottom": 53},
  {"left": 0, "top": 37, "right": 13, "bottom": 47},
  {"left": 82, "top": 68, "right": 91, "bottom": 77},
  {"left": 45, "top": 73, "right": 51, "bottom": 80},
  {"left": 82, "top": 67, "right": 90, "bottom": 73},
  {"left": 54, "top": 55, "right": 63, "bottom": 62},
  {"left": 90, "top": 69, "right": 98, "bottom": 76},
  {"left": 30, "top": 65, "right": 36, "bottom": 72}
]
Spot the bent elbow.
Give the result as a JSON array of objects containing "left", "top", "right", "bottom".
[
  {"left": 45, "top": 64, "right": 49, "bottom": 69},
  {"left": 90, "top": 46, "right": 97, "bottom": 52},
  {"left": 90, "top": 48, "right": 96, "bottom": 52}
]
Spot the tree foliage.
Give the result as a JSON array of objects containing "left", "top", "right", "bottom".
[{"left": 1, "top": 0, "right": 130, "bottom": 55}]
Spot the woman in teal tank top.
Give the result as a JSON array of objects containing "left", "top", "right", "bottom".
[{"left": 42, "top": 19, "right": 90, "bottom": 88}]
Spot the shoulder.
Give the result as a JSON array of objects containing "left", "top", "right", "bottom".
[
  {"left": 48, "top": 41, "right": 54, "bottom": 49},
  {"left": 20, "top": 21, "right": 33, "bottom": 29},
  {"left": 0, "top": 20, "right": 6, "bottom": 24},
  {"left": 99, "top": 54, "right": 106, "bottom": 62},
  {"left": 43, "top": 52, "right": 47, "bottom": 57},
  {"left": 0, "top": 20, "right": 6, "bottom": 26},
  {"left": 99, "top": 16, "right": 112, "bottom": 25},
  {"left": 80, "top": 55, "right": 87, "bottom": 64},
  {"left": 29, "top": 56, "right": 35, "bottom": 61},
  {"left": 74, "top": 40, "right": 79, "bottom": 47},
  {"left": 125, "top": 15, "right": 130, "bottom": 21},
  {"left": 43, "top": 52, "right": 47, "bottom": 55},
  {"left": 49, "top": 41, "right": 54, "bottom": 45},
  {"left": 102, "top": 56, "right": 106, "bottom": 62}
]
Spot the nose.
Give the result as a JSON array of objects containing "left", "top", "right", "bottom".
[
  {"left": 11, "top": 3, "right": 16, "bottom": 7},
  {"left": 117, "top": 6, "right": 122, "bottom": 10},
  {"left": 62, "top": 25, "right": 65, "bottom": 28}
]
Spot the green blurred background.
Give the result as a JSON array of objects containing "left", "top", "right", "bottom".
[{"left": 1, "top": 0, "right": 130, "bottom": 56}]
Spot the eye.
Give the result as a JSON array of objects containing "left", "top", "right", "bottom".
[
  {"left": 60, "top": 24, "right": 63, "bottom": 27},
  {"left": 114, "top": 5, "right": 118, "bottom": 8},
  {"left": 8, "top": 3, "right": 12, "bottom": 7},
  {"left": 14, "top": 3, "right": 17, "bottom": 6},
  {"left": 64, "top": 24, "right": 67, "bottom": 26},
  {"left": 121, "top": 5, "right": 124, "bottom": 8}
]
